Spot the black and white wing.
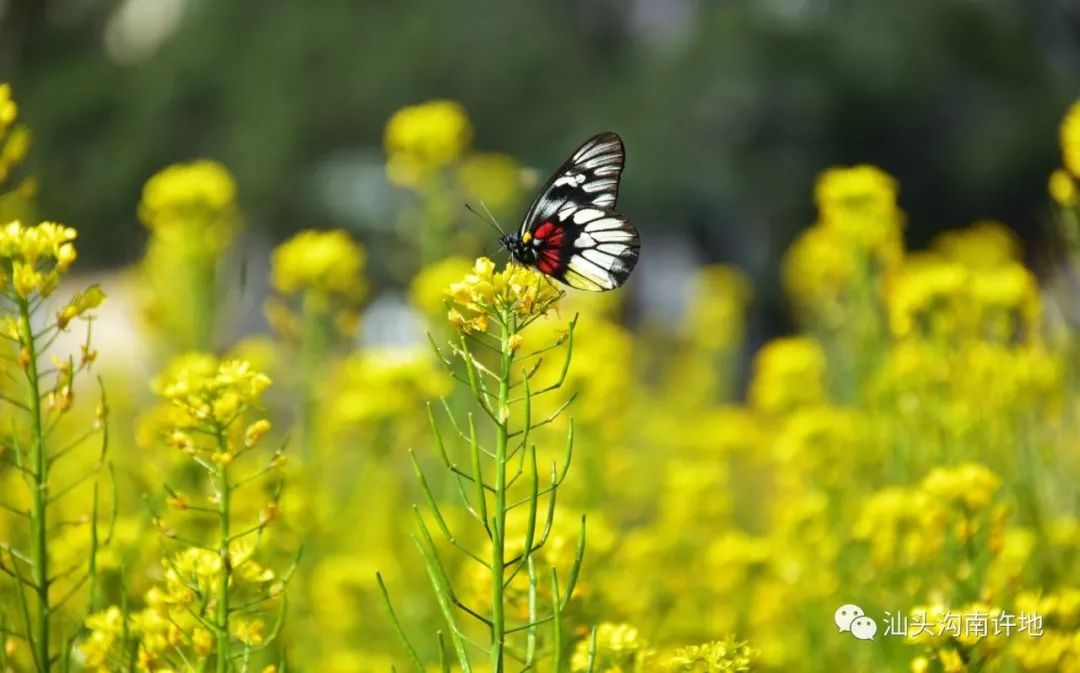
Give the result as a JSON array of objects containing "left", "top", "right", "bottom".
[{"left": 519, "top": 132, "right": 626, "bottom": 234}]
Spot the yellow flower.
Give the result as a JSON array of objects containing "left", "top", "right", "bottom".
[
  {"left": 664, "top": 637, "right": 756, "bottom": 672},
  {"left": 1060, "top": 99, "right": 1080, "bottom": 178},
  {"left": 270, "top": 229, "right": 367, "bottom": 299},
  {"left": 884, "top": 253, "right": 968, "bottom": 338},
  {"left": 921, "top": 463, "right": 1001, "bottom": 510},
  {"left": 683, "top": 264, "right": 751, "bottom": 350},
  {"left": 455, "top": 152, "right": 523, "bottom": 213},
  {"left": 814, "top": 164, "right": 904, "bottom": 258},
  {"left": 0, "top": 220, "right": 80, "bottom": 298},
  {"left": 1050, "top": 169, "right": 1079, "bottom": 207},
  {"left": 384, "top": 99, "right": 472, "bottom": 187},
  {"left": 446, "top": 257, "right": 561, "bottom": 329},
  {"left": 782, "top": 224, "right": 856, "bottom": 319},
  {"left": 748, "top": 337, "right": 827, "bottom": 414},
  {"left": 933, "top": 220, "right": 1020, "bottom": 270},
  {"left": 411, "top": 256, "right": 473, "bottom": 317},
  {"left": 153, "top": 353, "right": 271, "bottom": 428},
  {"left": 572, "top": 622, "right": 649, "bottom": 673},
  {"left": 57, "top": 284, "right": 106, "bottom": 328},
  {"left": 326, "top": 347, "right": 450, "bottom": 427},
  {"left": 0, "top": 83, "right": 16, "bottom": 127},
  {"left": 138, "top": 159, "right": 237, "bottom": 245},
  {"left": 80, "top": 606, "right": 125, "bottom": 670}
]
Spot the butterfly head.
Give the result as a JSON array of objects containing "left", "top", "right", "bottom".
[{"left": 500, "top": 233, "right": 534, "bottom": 265}]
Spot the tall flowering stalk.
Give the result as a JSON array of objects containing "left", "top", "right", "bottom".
[
  {"left": 265, "top": 229, "right": 367, "bottom": 459},
  {"left": 0, "top": 220, "right": 109, "bottom": 672},
  {"left": 379, "top": 258, "right": 596, "bottom": 672},
  {"left": 80, "top": 355, "right": 295, "bottom": 672},
  {"left": 136, "top": 161, "right": 238, "bottom": 353}
]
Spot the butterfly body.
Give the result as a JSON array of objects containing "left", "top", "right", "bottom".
[{"left": 502, "top": 132, "right": 640, "bottom": 291}]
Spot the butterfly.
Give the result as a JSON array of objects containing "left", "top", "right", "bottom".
[{"left": 499, "top": 132, "right": 640, "bottom": 291}]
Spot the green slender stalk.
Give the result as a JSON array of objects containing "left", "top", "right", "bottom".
[
  {"left": 489, "top": 312, "right": 514, "bottom": 672},
  {"left": 20, "top": 297, "right": 49, "bottom": 673},
  {"left": 215, "top": 430, "right": 232, "bottom": 673}
]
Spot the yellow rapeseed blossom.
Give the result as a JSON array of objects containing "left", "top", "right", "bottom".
[
  {"left": 138, "top": 159, "right": 237, "bottom": 245},
  {"left": 921, "top": 463, "right": 1001, "bottom": 511},
  {"left": 410, "top": 255, "right": 473, "bottom": 317},
  {"left": 0, "top": 220, "right": 79, "bottom": 298},
  {"left": 814, "top": 164, "right": 904, "bottom": 259},
  {"left": 153, "top": 353, "right": 271, "bottom": 429},
  {"left": 455, "top": 152, "right": 524, "bottom": 214},
  {"left": 572, "top": 622, "right": 650, "bottom": 673},
  {"left": 684, "top": 264, "right": 751, "bottom": 350},
  {"left": 884, "top": 253, "right": 968, "bottom": 338},
  {"left": 933, "top": 220, "right": 1019, "bottom": 270},
  {"left": 447, "top": 256, "right": 561, "bottom": 329},
  {"left": 0, "top": 83, "right": 30, "bottom": 184},
  {"left": 79, "top": 607, "right": 126, "bottom": 672},
  {"left": 271, "top": 229, "right": 367, "bottom": 299},
  {"left": 327, "top": 347, "right": 451, "bottom": 427},
  {"left": 782, "top": 224, "right": 856, "bottom": 319},
  {"left": 385, "top": 99, "right": 472, "bottom": 187},
  {"left": 664, "top": 638, "right": 756, "bottom": 672},
  {"left": 1061, "top": 100, "right": 1080, "bottom": 178},
  {"left": 0, "top": 84, "right": 16, "bottom": 127},
  {"left": 1050, "top": 168, "right": 1079, "bottom": 207},
  {"left": 748, "top": 336, "right": 828, "bottom": 414}
]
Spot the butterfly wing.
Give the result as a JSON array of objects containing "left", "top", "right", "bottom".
[
  {"left": 519, "top": 132, "right": 639, "bottom": 291},
  {"left": 527, "top": 206, "right": 640, "bottom": 291},
  {"left": 519, "top": 132, "right": 626, "bottom": 235}
]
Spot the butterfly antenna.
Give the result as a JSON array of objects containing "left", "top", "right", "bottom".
[
  {"left": 465, "top": 203, "right": 506, "bottom": 236},
  {"left": 478, "top": 201, "right": 506, "bottom": 234}
]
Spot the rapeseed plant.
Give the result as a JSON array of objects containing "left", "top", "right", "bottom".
[{"left": 0, "top": 217, "right": 111, "bottom": 672}]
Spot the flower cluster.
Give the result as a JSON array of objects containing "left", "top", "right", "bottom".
[
  {"left": 153, "top": 353, "right": 271, "bottom": 433},
  {"left": 384, "top": 99, "right": 472, "bottom": 187},
  {"left": 138, "top": 159, "right": 238, "bottom": 245},
  {"left": 0, "top": 220, "right": 78, "bottom": 298},
  {"left": 446, "top": 257, "right": 562, "bottom": 331},
  {"left": 0, "top": 84, "right": 30, "bottom": 185}
]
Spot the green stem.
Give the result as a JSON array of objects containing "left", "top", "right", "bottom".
[
  {"left": 490, "top": 314, "right": 514, "bottom": 672},
  {"left": 21, "top": 296, "right": 49, "bottom": 673},
  {"left": 297, "top": 297, "right": 327, "bottom": 462},
  {"left": 215, "top": 430, "right": 232, "bottom": 673}
]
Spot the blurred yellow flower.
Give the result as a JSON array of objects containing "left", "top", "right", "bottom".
[
  {"left": 933, "top": 219, "right": 1019, "bottom": 270},
  {"left": 921, "top": 463, "right": 1001, "bottom": 510},
  {"left": 410, "top": 255, "right": 473, "bottom": 317},
  {"left": 271, "top": 228, "right": 366, "bottom": 299},
  {"left": 572, "top": 622, "right": 650, "bottom": 673},
  {"left": 327, "top": 347, "right": 450, "bottom": 427},
  {"left": 456, "top": 152, "right": 524, "bottom": 214},
  {"left": 684, "top": 264, "right": 751, "bottom": 350},
  {"left": 1050, "top": 169, "right": 1079, "bottom": 207},
  {"left": 385, "top": 99, "right": 472, "bottom": 187},
  {"left": 814, "top": 164, "right": 904, "bottom": 258},
  {"left": 0, "top": 83, "right": 30, "bottom": 185},
  {"left": 0, "top": 83, "right": 16, "bottom": 127},
  {"left": 138, "top": 159, "right": 237, "bottom": 242},
  {"left": 885, "top": 253, "right": 968, "bottom": 338},
  {"left": 153, "top": 353, "right": 271, "bottom": 429},
  {"left": 1060, "top": 99, "right": 1080, "bottom": 178},
  {"left": 664, "top": 637, "right": 756, "bottom": 672},
  {"left": 748, "top": 336, "right": 827, "bottom": 414}
]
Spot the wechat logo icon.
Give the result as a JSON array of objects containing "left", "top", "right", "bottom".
[{"left": 835, "top": 603, "right": 877, "bottom": 641}]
